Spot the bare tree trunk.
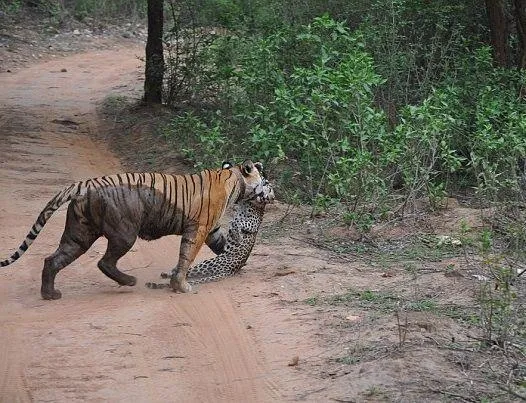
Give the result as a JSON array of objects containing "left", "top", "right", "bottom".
[
  {"left": 514, "top": 0, "right": 526, "bottom": 68},
  {"left": 144, "top": 0, "right": 164, "bottom": 104},
  {"left": 485, "top": 0, "right": 510, "bottom": 67},
  {"left": 514, "top": 0, "right": 526, "bottom": 97}
]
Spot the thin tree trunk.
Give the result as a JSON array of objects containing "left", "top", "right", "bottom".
[
  {"left": 514, "top": 0, "right": 526, "bottom": 98},
  {"left": 515, "top": 0, "right": 526, "bottom": 68},
  {"left": 144, "top": 0, "right": 164, "bottom": 104},
  {"left": 485, "top": 0, "right": 510, "bottom": 67}
]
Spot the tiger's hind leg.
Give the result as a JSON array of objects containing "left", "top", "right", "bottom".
[
  {"left": 42, "top": 238, "right": 97, "bottom": 300},
  {"left": 97, "top": 232, "right": 137, "bottom": 287},
  {"left": 41, "top": 200, "right": 100, "bottom": 300}
]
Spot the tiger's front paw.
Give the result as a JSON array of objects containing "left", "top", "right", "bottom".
[{"left": 170, "top": 277, "right": 193, "bottom": 293}]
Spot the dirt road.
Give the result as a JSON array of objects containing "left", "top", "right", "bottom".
[{"left": 0, "top": 47, "right": 285, "bottom": 402}]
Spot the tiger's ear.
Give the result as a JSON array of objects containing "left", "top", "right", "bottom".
[
  {"left": 241, "top": 160, "right": 255, "bottom": 176},
  {"left": 222, "top": 161, "right": 233, "bottom": 169},
  {"left": 254, "top": 162, "right": 263, "bottom": 173}
]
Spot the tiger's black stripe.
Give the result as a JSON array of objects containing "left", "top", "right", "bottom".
[
  {"left": 165, "top": 175, "right": 173, "bottom": 222},
  {"left": 169, "top": 176, "right": 180, "bottom": 232},
  {"left": 149, "top": 172, "right": 156, "bottom": 199},
  {"left": 159, "top": 173, "right": 168, "bottom": 216},
  {"left": 206, "top": 171, "right": 213, "bottom": 227},
  {"left": 197, "top": 171, "right": 204, "bottom": 224},
  {"left": 181, "top": 175, "right": 187, "bottom": 230}
]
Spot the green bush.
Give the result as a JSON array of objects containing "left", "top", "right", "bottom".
[
  {"left": 0, "top": 0, "right": 23, "bottom": 14},
  {"left": 359, "top": 0, "right": 486, "bottom": 115},
  {"left": 161, "top": 111, "right": 229, "bottom": 168},
  {"left": 392, "top": 47, "right": 526, "bottom": 208},
  {"left": 67, "top": 0, "right": 146, "bottom": 20},
  {"left": 393, "top": 86, "right": 466, "bottom": 209}
]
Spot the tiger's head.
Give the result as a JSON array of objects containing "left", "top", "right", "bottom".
[{"left": 223, "top": 160, "right": 275, "bottom": 204}]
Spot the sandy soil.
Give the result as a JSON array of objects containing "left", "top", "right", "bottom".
[{"left": 1, "top": 39, "right": 524, "bottom": 403}]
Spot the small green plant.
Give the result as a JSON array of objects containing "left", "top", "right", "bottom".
[
  {"left": 427, "top": 181, "right": 447, "bottom": 210},
  {"left": 305, "top": 296, "right": 319, "bottom": 306},
  {"left": 327, "top": 289, "right": 401, "bottom": 313},
  {"left": 403, "top": 262, "right": 418, "bottom": 279},
  {"left": 458, "top": 218, "right": 477, "bottom": 249},
  {"left": 363, "top": 385, "right": 388, "bottom": 399},
  {"left": 464, "top": 216, "right": 526, "bottom": 353},
  {"left": 442, "top": 305, "right": 480, "bottom": 325},
  {"left": 311, "top": 194, "right": 335, "bottom": 218},
  {"left": 478, "top": 256, "right": 522, "bottom": 348},
  {"left": 161, "top": 112, "right": 228, "bottom": 168},
  {"left": 342, "top": 211, "right": 374, "bottom": 234},
  {"left": 406, "top": 299, "right": 437, "bottom": 312},
  {"left": 334, "top": 355, "right": 360, "bottom": 365},
  {"left": 0, "top": 0, "right": 23, "bottom": 14},
  {"left": 479, "top": 229, "right": 493, "bottom": 253}
]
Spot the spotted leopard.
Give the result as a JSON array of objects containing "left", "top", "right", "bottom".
[{"left": 146, "top": 181, "right": 274, "bottom": 288}]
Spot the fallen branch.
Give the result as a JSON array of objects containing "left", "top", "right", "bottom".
[
  {"left": 274, "top": 269, "right": 296, "bottom": 277},
  {"left": 498, "top": 385, "right": 526, "bottom": 401},
  {"left": 427, "top": 387, "right": 478, "bottom": 402}
]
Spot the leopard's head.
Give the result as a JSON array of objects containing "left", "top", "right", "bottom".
[{"left": 240, "top": 160, "right": 274, "bottom": 204}]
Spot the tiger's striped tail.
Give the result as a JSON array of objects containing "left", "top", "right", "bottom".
[{"left": 0, "top": 183, "right": 80, "bottom": 267}]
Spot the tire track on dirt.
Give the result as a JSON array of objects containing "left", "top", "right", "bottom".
[
  {"left": 161, "top": 286, "right": 279, "bottom": 402},
  {"left": 0, "top": 324, "right": 32, "bottom": 403}
]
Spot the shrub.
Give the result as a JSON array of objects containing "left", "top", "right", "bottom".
[{"left": 392, "top": 47, "right": 526, "bottom": 209}]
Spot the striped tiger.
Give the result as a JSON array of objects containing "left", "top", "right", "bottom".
[{"left": 0, "top": 160, "right": 267, "bottom": 299}]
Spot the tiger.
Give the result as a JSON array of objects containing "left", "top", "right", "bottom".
[
  {"left": 0, "top": 160, "right": 267, "bottom": 299},
  {"left": 146, "top": 179, "right": 274, "bottom": 288}
]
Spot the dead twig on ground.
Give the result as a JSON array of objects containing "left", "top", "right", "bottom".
[
  {"left": 289, "top": 235, "right": 373, "bottom": 266},
  {"left": 274, "top": 269, "right": 296, "bottom": 277},
  {"left": 498, "top": 385, "right": 526, "bottom": 401},
  {"left": 395, "top": 310, "right": 408, "bottom": 348},
  {"left": 427, "top": 387, "right": 478, "bottom": 402}
]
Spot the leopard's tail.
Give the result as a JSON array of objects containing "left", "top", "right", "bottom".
[{"left": 1, "top": 182, "right": 81, "bottom": 267}]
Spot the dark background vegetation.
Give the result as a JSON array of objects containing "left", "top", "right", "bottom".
[
  {"left": 146, "top": 0, "right": 526, "bottom": 244},
  {"left": 2, "top": 0, "right": 526, "bottom": 266}
]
